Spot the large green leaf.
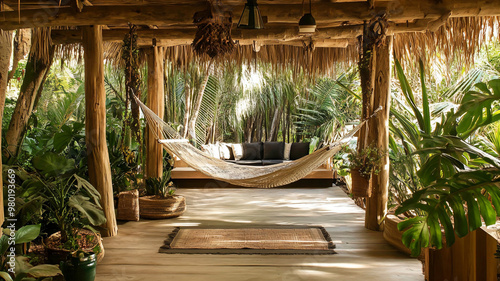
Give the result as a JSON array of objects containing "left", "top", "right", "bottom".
[
  {"left": 73, "top": 175, "right": 101, "bottom": 207},
  {"left": 0, "top": 272, "right": 13, "bottom": 281},
  {"left": 26, "top": 264, "right": 61, "bottom": 278},
  {"left": 68, "top": 195, "right": 107, "bottom": 226},
  {"left": 394, "top": 58, "right": 426, "bottom": 132},
  {"left": 32, "top": 152, "right": 75, "bottom": 177},
  {"left": 455, "top": 79, "right": 500, "bottom": 138},
  {"left": 396, "top": 169, "right": 500, "bottom": 257},
  {"left": 419, "top": 59, "right": 432, "bottom": 134},
  {"left": 0, "top": 236, "right": 9, "bottom": 256},
  {"left": 14, "top": 225, "right": 40, "bottom": 244}
]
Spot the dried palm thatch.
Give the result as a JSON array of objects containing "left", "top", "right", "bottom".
[
  {"left": 30, "top": 27, "right": 53, "bottom": 65},
  {"left": 394, "top": 16, "right": 500, "bottom": 70},
  {"left": 53, "top": 16, "right": 499, "bottom": 76},
  {"left": 162, "top": 44, "right": 357, "bottom": 77},
  {"left": 192, "top": 2, "right": 235, "bottom": 58}
]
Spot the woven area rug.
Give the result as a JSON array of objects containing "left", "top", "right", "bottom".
[{"left": 159, "top": 226, "right": 336, "bottom": 255}]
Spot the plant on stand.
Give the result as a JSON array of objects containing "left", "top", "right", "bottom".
[
  {"left": 347, "top": 144, "right": 384, "bottom": 197},
  {"left": 140, "top": 167, "right": 186, "bottom": 219},
  {"left": 21, "top": 169, "right": 106, "bottom": 281}
]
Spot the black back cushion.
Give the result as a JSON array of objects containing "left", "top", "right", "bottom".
[
  {"left": 263, "top": 142, "right": 285, "bottom": 160},
  {"left": 290, "top": 142, "right": 310, "bottom": 160},
  {"left": 241, "top": 142, "right": 263, "bottom": 160}
]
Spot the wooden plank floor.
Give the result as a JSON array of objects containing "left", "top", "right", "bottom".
[{"left": 96, "top": 186, "right": 424, "bottom": 281}]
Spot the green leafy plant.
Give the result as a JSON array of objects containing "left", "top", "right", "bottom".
[
  {"left": 396, "top": 169, "right": 500, "bottom": 257},
  {"left": 145, "top": 169, "right": 175, "bottom": 198},
  {"left": 0, "top": 225, "right": 61, "bottom": 281},
  {"left": 391, "top": 58, "right": 500, "bottom": 257},
  {"left": 22, "top": 174, "right": 106, "bottom": 250},
  {"left": 346, "top": 144, "right": 385, "bottom": 179}
]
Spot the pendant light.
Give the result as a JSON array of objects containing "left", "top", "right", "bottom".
[
  {"left": 299, "top": 0, "right": 316, "bottom": 33},
  {"left": 237, "top": 0, "right": 264, "bottom": 29}
]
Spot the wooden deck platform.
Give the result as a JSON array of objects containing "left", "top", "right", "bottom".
[
  {"left": 96, "top": 186, "right": 424, "bottom": 281},
  {"left": 171, "top": 167, "right": 335, "bottom": 179}
]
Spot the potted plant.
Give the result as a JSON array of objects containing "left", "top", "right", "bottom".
[
  {"left": 60, "top": 250, "right": 97, "bottom": 281},
  {"left": 21, "top": 173, "right": 106, "bottom": 266},
  {"left": 0, "top": 224, "right": 62, "bottom": 281},
  {"left": 140, "top": 168, "right": 186, "bottom": 219},
  {"left": 347, "top": 144, "right": 384, "bottom": 197}
]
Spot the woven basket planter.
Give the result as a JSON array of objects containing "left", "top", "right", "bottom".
[
  {"left": 116, "top": 189, "right": 140, "bottom": 221},
  {"left": 350, "top": 169, "right": 371, "bottom": 197},
  {"left": 139, "top": 195, "right": 186, "bottom": 219},
  {"left": 45, "top": 229, "right": 105, "bottom": 264}
]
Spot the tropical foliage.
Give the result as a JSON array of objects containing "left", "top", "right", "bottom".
[{"left": 390, "top": 58, "right": 500, "bottom": 257}]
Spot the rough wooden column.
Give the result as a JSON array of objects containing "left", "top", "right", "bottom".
[
  {"left": 0, "top": 30, "right": 14, "bottom": 227},
  {"left": 83, "top": 25, "right": 117, "bottom": 237},
  {"left": 146, "top": 46, "right": 165, "bottom": 179},
  {"left": 365, "top": 35, "right": 392, "bottom": 231}
]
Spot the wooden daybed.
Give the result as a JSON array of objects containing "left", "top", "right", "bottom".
[{"left": 171, "top": 159, "right": 337, "bottom": 188}]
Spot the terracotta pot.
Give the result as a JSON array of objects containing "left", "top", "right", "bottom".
[
  {"left": 139, "top": 195, "right": 186, "bottom": 219},
  {"left": 45, "top": 230, "right": 105, "bottom": 264},
  {"left": 350, "top": 169, "right": 371, "bottom": 197}
]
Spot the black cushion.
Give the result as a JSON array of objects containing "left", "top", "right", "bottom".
[
  {"left": 263, "top": 142, "right": 285, "bottom": 160},
  {"left": 241, "top": 142, "right": 263, "bottom": 160},
  {"left": 290, "top": 142, "right": 310, "bottom": 160},
  {"left": 262, "top": 160, "right": 285, "bottom": 165},
  {"left": 232, "top": 160, "right": 263, "bottom": 165}
]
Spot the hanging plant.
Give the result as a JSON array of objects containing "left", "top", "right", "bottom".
[
  {"left": 121, "top": 24, "right": 142, "bottom": 163},
  {"left": 192, "top": 1, "right": 235, "bottom": 58}
]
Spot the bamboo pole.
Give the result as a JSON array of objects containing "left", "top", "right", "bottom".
[
  {"left": 83, "top": 25, "right": 117, "bottom": 237},
  {"left": 146, "top": 45, "right": 165, "bottom": 179},
  {"left": 365, "top": 36, "right": 393, "bottom": 231}
]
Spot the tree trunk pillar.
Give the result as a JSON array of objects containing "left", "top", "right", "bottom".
[
  {"left": 83, "top": 25, "right": 117, "bottom": 237},
  {"left": 146, "top": 46, "right": 165, "bottom": 179},
  {"left": 365, "top": 35, "right": 393, "bottom": 231},
  {"left": 0, "top": 30, "right": 14, "bottom": 228}
]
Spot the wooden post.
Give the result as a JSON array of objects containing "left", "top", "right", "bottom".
[
  {"left": 0, "top": 30, "right": 14, "bottom": 228},
  {"left": 146, "top": 46, "right": 165, "bottom": 179},
  {"left": 365, "top": 36, "right": 392, "bottom": 231},
  {"left": 83, "top": 25, "right": 117, "bottom": 237}
]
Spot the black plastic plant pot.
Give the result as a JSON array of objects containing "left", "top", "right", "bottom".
[{"left": 60, "top": 252, "right": 97, "bottom": 281}]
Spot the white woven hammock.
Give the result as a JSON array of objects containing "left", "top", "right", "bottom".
[{"left": 135, "top": 95, "right": 368, "bottom": 188}]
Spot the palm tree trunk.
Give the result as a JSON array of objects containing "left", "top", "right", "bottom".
[
  {"left": 182, "top": 82, "right": 191, "bottom": 138},
  {"left": 7, "top": 29, "right": 31, "bottom": 83},
  {"left": 187, "top": 64, "right": 211, "bottom": 142},
  {"left": 0, "top": 30, "right": 14, "bottom": 227},
  {"left": 268, "top": 108, "right": 282, "bottom": 141},
  {"left": 4, "top": 28, "right": 54, "bottom": 160}
]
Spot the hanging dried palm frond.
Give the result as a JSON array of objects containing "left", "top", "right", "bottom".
[{"left": 192, "top": 1, "right": 235, "bottom": 58}]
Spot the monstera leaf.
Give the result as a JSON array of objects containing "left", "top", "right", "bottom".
[
  {"left": 456, "top": 79, "right": 500, "bottom": 138},
  {"left": 396, "top": 169, "right": 500, "bottom": 257}
]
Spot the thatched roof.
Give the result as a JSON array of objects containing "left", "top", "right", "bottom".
[{"left": 84, "top": 16, "right": 499, "bottom": 76}]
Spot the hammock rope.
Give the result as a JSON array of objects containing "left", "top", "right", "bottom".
[{"left": 134, "top": 95, "right": 375, "bottom": 188}]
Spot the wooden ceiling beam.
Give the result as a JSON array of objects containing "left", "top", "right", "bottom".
[
  {"left": 51, "top": 27, "right": 351, "bottom": 47},
  {"left": 2, "top": 0, "right": 500, "bottom": 30},
  {"left": 50, "top": 18, "right": 447, "bottom": 47}
]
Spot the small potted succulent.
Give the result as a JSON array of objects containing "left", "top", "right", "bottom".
[
  {"left": 140, "top": 168, "right": 186, "bottom": 219},
  {"left": 347, "top": 144, "right": 384, "bottom": 197}
]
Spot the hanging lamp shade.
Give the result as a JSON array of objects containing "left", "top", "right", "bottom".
[
  {"left": 237, "top": 0, "right": 264, "bottom": 29},
  {"left": 299, "top": 13, "right": 316, "bottom": 33}
]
